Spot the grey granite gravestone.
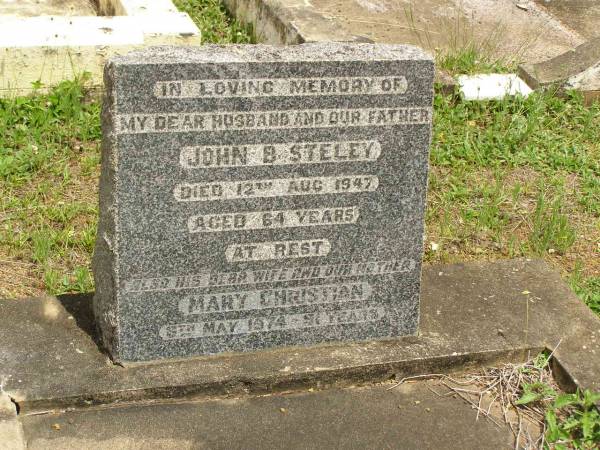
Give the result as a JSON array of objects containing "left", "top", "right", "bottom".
[{"left": 93, "top": 43, "right": 434, "bottom": 363}]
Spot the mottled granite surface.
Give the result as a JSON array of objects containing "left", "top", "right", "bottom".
[{"left": 93, "top": 43, "right": 434, "bottom": 362}]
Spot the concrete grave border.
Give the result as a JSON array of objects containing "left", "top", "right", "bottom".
[
  {"left": 0, "top": 259, "right": 598, "bottom": 414},
  {"left": 0, "top": 0, "right": 201, "bottom": 97},
  {"left": 519, "top": 37, "right": 600, "bottom": 105}
]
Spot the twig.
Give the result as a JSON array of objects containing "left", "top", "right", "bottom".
[
  {"left": 387, "top": 373, "right": 473, "bottom": 390},
  {"left": 515, "top": 414, "right": 522, "bottom": 450},
  {"left": 543, "top": 338, "right": 563, "bottom": 368},
  {"left": 441, "top": 381, "right": 503, "bottom": 428},
  {"left": 387, "top": 373, "right": 445, "bottom": 390},
  {"left": 426, "top": 385, "right": 445, "bottom": 397},
  {"left": 486, "top": 392, "right": 499, "bottom": 416}
]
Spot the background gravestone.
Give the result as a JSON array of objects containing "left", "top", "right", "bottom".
[{"left": 93, "top": 43, "right": 434, "bottom": 362}]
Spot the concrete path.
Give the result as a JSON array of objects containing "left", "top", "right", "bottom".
[{"left": 22, "top": 383, "right": 515, "bottom": 449}]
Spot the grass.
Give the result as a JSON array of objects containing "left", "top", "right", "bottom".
[
  {"left": 427, "top": 88, "right": 600, "bottom": 306},
  {"left": 172, "top": 0, "right": 254, "bottom": 43},
  {"left": 0, "top": 75, "right": 100, "bottom": 296},
  {"left": 514, "top": 353, "right": 600, "bottom": 448}
]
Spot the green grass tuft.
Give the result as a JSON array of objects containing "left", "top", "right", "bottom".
[
  {"left": 172, "top": 0, "right": 253, "bottom": 43},
  {"left": 0, "top": 76, "right": 100, "bottom": 296},
  {"left": 433, "top": 90, "right": 600, "bottom": 185}
]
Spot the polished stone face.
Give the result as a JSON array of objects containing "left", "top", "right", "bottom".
[{"left": 93, "top": 43, "right": 434, "bottom": 362}]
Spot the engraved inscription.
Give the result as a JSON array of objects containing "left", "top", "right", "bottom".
[
  {"left": 154, "top": 77, "right": 408, "bottom": 98},
  {"left": 225, "top": 239, "right": 331, "bottom": 262},
  {"left": 180, "top": 140, "right": 381, "bottom": 168},
  {"left": 188, "top": 206, "right": 359, "bottom": 233},
  {"left": 123, "top": 259, "right": 415, "bottom": 292},
  {"left": 115, "top": 107, "right": 431, "bottom": 134},
  {"left": 159, "top": 306, "right": 386, "bottom": 340},
  {"left": 175, "top": 175, "right": 378, "bottom": 202},
  {"left": 178, "top": 281, "right": 372, "bottom": 315}
]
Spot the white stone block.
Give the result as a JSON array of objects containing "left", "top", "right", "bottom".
[{"left": 458, "top": 74, "right": 533, "bottom": 101}]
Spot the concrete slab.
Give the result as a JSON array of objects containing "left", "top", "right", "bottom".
[
  {"left": 534, "top": 0, "right": 600, "bottom": 39},
  {"left": 1, "top": 259, "right": 599, "bottom": 415},
  {"left": 457, "top": 74, "right": 533, "bottom": 100},
  {"left": 21, "top": 383, "right": 515, "bottom": 449},
  {"left": 0, "top": 0, "right": 200, "bottom": 97},
  {"left": 0, "top": 0, "right": 97, "bottom": 17},
  {"left": 518, "top": 36, "right": 600, "bottom": 104},
  {"left": 223, "top": 0, "right": 586, "bottom": 64}
]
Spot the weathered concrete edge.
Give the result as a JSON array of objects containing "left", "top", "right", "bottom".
[
  {"left": 518, "top": 36, "right": 600, "bottom": 104},
  {"left": 518, "top": 37, "right": 600, "bottom": 87},
  {"left": 0, "top": 393, "right": 25, "bottom": 450},
  {"left": 222, "top": 0, "right": 359, "bottom": 44},
  {"left": 17, "top": 348, "right": 537, "bottom": 413}
]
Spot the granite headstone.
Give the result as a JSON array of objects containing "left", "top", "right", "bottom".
[{"left": 93, "top": 43, "right": 434, "bottom": 362}]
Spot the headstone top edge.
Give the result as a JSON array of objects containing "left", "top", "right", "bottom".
[{"left": 108, "top": 43, "right": 434, "bottom": 67}]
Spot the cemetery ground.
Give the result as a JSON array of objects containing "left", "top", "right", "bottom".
[
  {"left": 2, "top": 75, "right": 600, "bottom": 450},
  {"left": 0, "top": 2, "right": 599, "bottom": 447}
]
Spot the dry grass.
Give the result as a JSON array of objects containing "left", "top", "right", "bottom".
[{"left": 389, "top": 352, "right": 562, "bottom": 449}]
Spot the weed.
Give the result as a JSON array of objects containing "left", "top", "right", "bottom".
[
  {"left": 545, "top": 390, "right": 600, "bottom": 449},
  {"left": 43, "top": 267, "right": 62, "bottom": 294},
  {"left": 518, "top": 386, "right": 600, "bottom": 449},
  {"left": 0, "top": 76, "right": 100, "bottom": 297},
  {"left": 516, "top": 381, "right": 557, "bottom": 405},
  {"left": 438, "top": 45, "right": 509, "bottom": 75},
  {"left": 529, "top": 190, "right": 576, "bottom": 255},
  {"left": 570, "top": 263, "right": 600, "bottom": 315},
  {"left": 404, "top": 4, "right": 513, "bottom": 74},
  {"left": 30, "top": 231, "right": 52, "bottom": 264},
  {"left": 512, "top": 351, "right": 600, "bottom": 448},
  {"left": 72, "top": 266, "right": 93, "bottom": 293},
  {"left": 172, "top": 0, "right": 253, "bottom": 43}
]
